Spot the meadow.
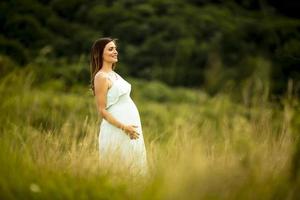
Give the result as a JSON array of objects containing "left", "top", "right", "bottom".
[{"left": 0, "top": 66, "right": 300, "bottom": 200}]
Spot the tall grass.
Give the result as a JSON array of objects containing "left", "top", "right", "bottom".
[{"left": 0, "top": 68, "right": 299, "bottom": 199}]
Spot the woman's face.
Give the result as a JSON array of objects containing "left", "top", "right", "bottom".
[{"left": 102, "top": 41, "right": 118, "bottom": 63}]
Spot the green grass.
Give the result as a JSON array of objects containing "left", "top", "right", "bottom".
[{"left": 0, "top": 68, "right": 299, "bottom": 200}]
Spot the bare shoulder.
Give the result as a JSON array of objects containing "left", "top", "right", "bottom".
[
  {"left": 95, "top": 71, "right": 109, "bottom": 79},
  {"left": 94, "top": 71, "right": 111, "bottom": 89},
  {"left": 94, "top": 71, "right": 108, "bottom": 84}
]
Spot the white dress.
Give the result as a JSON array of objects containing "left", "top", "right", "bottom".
[{"left": 98, "top": 71, "right": 148, "bottom": 176}]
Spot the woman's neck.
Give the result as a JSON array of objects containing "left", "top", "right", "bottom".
[{"left": 101, "top": 62, "right": 113, "bottom": 73}]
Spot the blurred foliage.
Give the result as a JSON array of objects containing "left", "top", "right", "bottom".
[{"left": 1, "top": 0, "right": 300, "bottom": 96}]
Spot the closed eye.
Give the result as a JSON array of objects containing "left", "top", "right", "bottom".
[{"left": 109, "top": 47, "right": 117, "bottom": 51}]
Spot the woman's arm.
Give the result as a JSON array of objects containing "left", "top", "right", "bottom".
[{"left": 94, "top": 73, "right": 139, "bottom": 139}]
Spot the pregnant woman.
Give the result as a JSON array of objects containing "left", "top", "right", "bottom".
[{"left": 90, "top": 38, "right": 148, "bottom": 176}]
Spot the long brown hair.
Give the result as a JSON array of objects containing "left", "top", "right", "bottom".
[{"left": 90, "top": 37, "right": 117, "bottom": 95}]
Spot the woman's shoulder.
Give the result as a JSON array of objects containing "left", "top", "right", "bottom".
[
  {"left": 94, "top": 71, "right": 114, "bottom": 89},
  {"left": 95, "top": 70, "right": 109, "bottom": 78},
  {"left": 94, "top": 71, "right": 111, "bottom": 85}
]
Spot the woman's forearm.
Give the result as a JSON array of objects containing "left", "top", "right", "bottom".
[{"left": 100, "top": 109, "right": 125, "bottom": 130}]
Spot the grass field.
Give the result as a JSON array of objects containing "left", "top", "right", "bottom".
[{"left": 0, "top": 68, "right": 300, "bottom": 200}]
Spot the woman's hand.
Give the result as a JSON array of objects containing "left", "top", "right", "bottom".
[{"left": 122, "top": 125, "right": 140, "bottom": 140}]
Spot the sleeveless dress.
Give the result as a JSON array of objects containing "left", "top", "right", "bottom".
[{"left": 98, "top": 71, "right": 148, "bottom": 176}]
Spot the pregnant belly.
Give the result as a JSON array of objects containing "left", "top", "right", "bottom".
[{"left": 107, "top": 95, "right": 141, "bottom": 125}]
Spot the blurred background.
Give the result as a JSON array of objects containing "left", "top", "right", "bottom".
[
  {"left": 1, "top": 1, "right": 300, "bottom": 199},
  {"left": 1, "top": 0, "right": 300, "bottom": 96}
]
